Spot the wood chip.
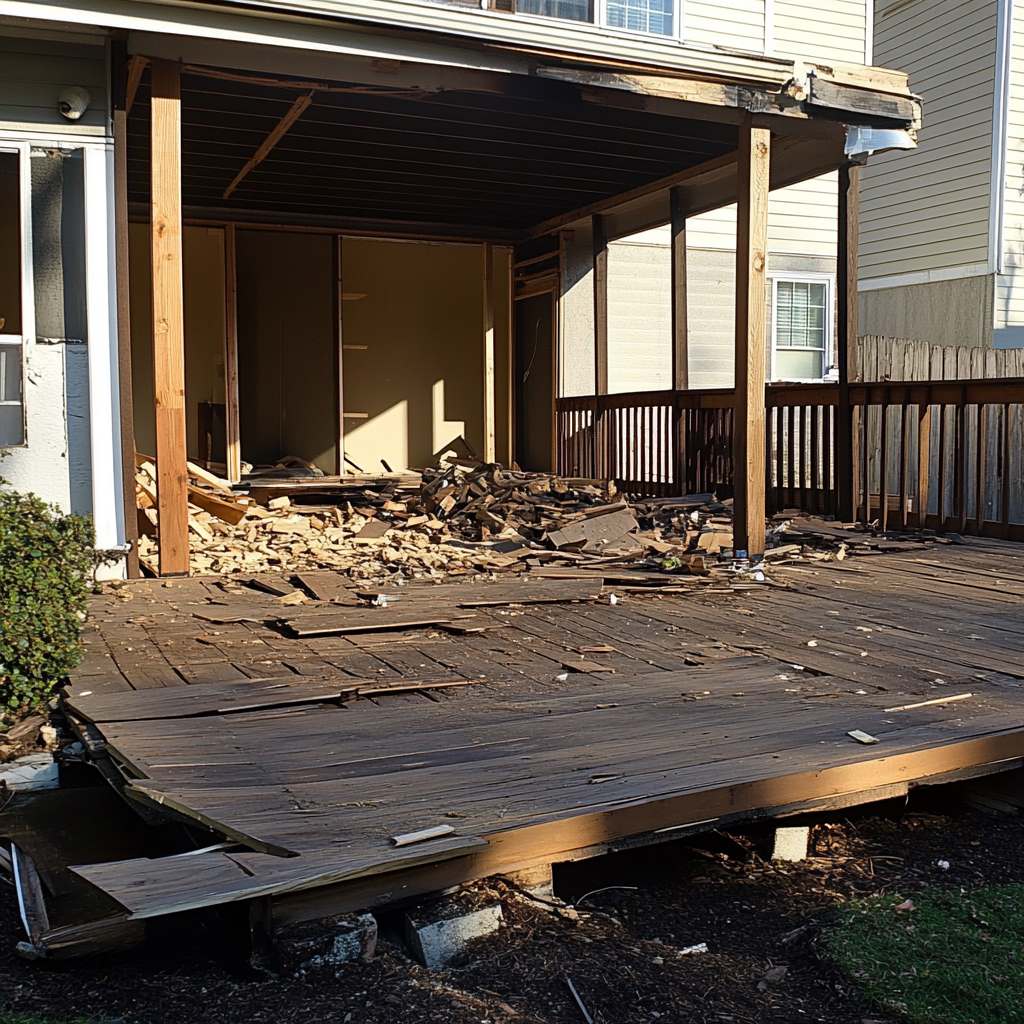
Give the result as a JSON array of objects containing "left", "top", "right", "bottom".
[{"left": 390, "top": 824, "right": 457, "bottom": 847}]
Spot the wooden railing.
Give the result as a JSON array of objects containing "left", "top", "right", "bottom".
[
  {"left": 854, "top": 377, "right": 1024, "bottom": 540},
  {"left": 556, "top": 377, "right": 1024, "bottom": 539}
]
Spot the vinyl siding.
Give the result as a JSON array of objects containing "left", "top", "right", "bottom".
[
  {"left": 996, "top": 0, "right": 1024, "bottom": 329},
  {"left": 0, "top": 34, "right": 108, "bottom": 135},
  {"left": 860, "top": 0, "right": 998, "bottom": 283},
  {"left": 773, "top": 0, "right": 868, "bottom": 63},
  {"left": 606, "top": 242, "right": 837, "bottom": 390},
  {"left": 684, "top": 0, "right": 765, "bottom": 53},
  {"left": 686, "top": 173, "right": 839, "bottom": 258},
  {"left": 607, "top": 242, "right": 672, "bottom": 393}
]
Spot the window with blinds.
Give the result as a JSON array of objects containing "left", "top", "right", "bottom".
[
  {"left": 772, "top": 278, "right": 831, "bottom": 381},
  {"left": 606, "top": 0, "right": 674, "bottom": 35}
]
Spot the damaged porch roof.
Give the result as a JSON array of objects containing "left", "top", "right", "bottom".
[{"left": 122, "top": 34, "right": 920, "bottom": 242}]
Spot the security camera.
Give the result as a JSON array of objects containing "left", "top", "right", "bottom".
[{"left": 57, "top": 86, "right": 91, "bottom": 121}]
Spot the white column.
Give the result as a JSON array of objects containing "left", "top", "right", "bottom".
[{"left": 83, "top": 142, "right": 126, "bottom": 572}]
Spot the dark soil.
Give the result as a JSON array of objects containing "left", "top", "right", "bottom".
[{"left": 3, "top": 797, "right": 1023, "bottom": 1024}]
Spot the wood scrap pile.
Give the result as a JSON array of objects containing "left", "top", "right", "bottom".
[{"left": 134, "top": 451, "right": 930, "bottom": 581}]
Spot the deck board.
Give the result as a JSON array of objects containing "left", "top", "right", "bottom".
[{"left": 65, "top": 538, "right": 1024, "bottom": 926}]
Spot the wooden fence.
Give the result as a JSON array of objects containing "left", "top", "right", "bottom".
[{"left": 555, "top": 337, "right": 1024, "bottom": 539}]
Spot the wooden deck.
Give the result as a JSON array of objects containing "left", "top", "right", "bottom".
[{"left": 54, "top": 538, "right": 1024, "bottom": 943}]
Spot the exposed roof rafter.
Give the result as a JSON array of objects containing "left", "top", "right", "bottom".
[{"left": 222, "top": 89, "right": 315, "bottom": 200}]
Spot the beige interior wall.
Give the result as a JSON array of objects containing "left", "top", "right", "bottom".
[
  {"left": 129, "top": 223, "right": 227, "bottom": 461},
  {"left": 129, "top": 228, "right": 512, "bottom": 476},
  {"left": 341, "top": 238, "right": 510, "bottom": 472}
]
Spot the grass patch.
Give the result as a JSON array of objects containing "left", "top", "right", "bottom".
[{"left": 823, "top": 884, "right": 1024, "bottom": 1024}]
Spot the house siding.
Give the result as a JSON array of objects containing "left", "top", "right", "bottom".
[
  {"left": 773, "top": 0, "right": 868, "bottom": 63},
  {"left": 860, "top": 0, "right": 999, "bottom": 284},
  {"left": 606, "top": 242, "right": 837, "bottom": 391},
  {"left": 0, "top": 32, "right": 108, "bottom": 135},
  {"left": 684, "top": 0, "right": 766, "bottom": 53}
]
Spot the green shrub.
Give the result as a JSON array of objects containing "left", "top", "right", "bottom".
[{"left": 0, "top": 487, "right": 94, "bottom": 716}]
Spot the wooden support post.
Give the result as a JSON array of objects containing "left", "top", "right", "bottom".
[
  {"left": 670, "top": 187, "right": 689, "bottom": 392},
  {"left": 504, "top": 245, "right": 514, "bottom": 466},
  {"left": 333, "top": 235, "right": 345, "bottom": 475},
  {"left": 111, "top": 40, "right": 140, "bottom": 578},
  {"left": 223, "top": 224, "right": 241, "bottom": 483},
  {"left": 733, "top": 122, "right": 770, "bottom": 559},
  {"left": 149, "top": 58, "right": 189, "bottom": 576},
  {"left": 836, "top": 164, "right": 860, "bottom": 521},
  {"left": 592, "top": 214, "right": 609, "bottom": 478},
  {"left": 482, "top": 243, "right": 496, "bottom": 463},
  {"left": 670, "top": 187, "right": 688, "bottom": 496}
]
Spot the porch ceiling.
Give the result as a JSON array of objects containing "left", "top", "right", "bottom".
[{"left": 126, "top": 67, "right": 738, "bottom": 237}]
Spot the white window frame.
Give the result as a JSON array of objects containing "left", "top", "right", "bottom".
[
  {"left": 770, "top": 273, "right": 834, "bottom": 383},
  {"left": 510, "top": 0, "right": 683, "bottom": 42},
  {"left": 0, "top": 139, "right": 33, "bottom": 449}
]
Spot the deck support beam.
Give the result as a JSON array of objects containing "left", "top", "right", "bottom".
[
  {"left": 836, "top": 163, "right": 860, "bottom": 521},
  {"left": 733, "top": 122, "right": 770, "bottom": 559},
  {"left": 150, "top": 58, "right": 189, "bottom": 576}
]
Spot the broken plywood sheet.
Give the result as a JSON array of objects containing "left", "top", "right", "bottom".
[{"left": 545, "top": 506, "right": 638, "bottom": 553}]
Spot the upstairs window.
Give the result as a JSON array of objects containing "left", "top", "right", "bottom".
[
  {"left": 606, "top": 0, "right": 675, "bottom": 36},
  {"left": 515, "top": 0, "right": 592, "bottom": 20},
  {"left": 509, "top": 0, "right": 677, "bottom": 36}
]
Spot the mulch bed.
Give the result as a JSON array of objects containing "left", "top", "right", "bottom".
[{"left": 2, "top": 797, "right": 1023, "bottom": 1024}]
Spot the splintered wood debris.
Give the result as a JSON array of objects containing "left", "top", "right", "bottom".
[{"left": 134, "top": 451, "right": 948, "bottom": 581}]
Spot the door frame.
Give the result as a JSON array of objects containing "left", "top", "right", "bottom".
[{"left": 512, "top": 273, "right": 558, "bottom": 471}]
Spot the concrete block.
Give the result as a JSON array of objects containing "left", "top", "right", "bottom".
[
  {"left": 275, "top": 912, "right": 377, "bottom": 973},
  {"left": 0, "top": 754, "right": 59, "bottom": 792},
  {"left": 404, "top": 899, "right": 503, "bottom": 969},
  {"left": 771, "top": 825, "right": 810, "bottom": 863}
]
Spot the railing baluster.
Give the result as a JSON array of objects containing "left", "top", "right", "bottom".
[
  {"left": 917, "top": 402, "right": 930, "bottom": 528},
  {"left": 822, "top": 404, "right": 833, "bottom": 515},
  {"left": 879, "top": 400, "right": 889, "bottom": 532},
  {"left": 861, "top": 403, "right": 871, "bottom": 524},
  {"left": 955, "top": 396, "right": 967, "bottom": 533},
  {"left": 899, "top": 402, "right": 909, "bottom": 531},
  {"left": 976, "top": 403, "right": 988, "bottom": 532},
  {"left": 1002, "top": 402, "right": 1011, "bottom": 530}
]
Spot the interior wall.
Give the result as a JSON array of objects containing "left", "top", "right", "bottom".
[
  {"left": 341, "top": 238, "right": 502, "bottom": 472},
  {"left": 236, "top": 230, "right": 336, "bottom": 473},
  {"left": 129, "top": 223, "right": 227, "bottom": 462}
]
